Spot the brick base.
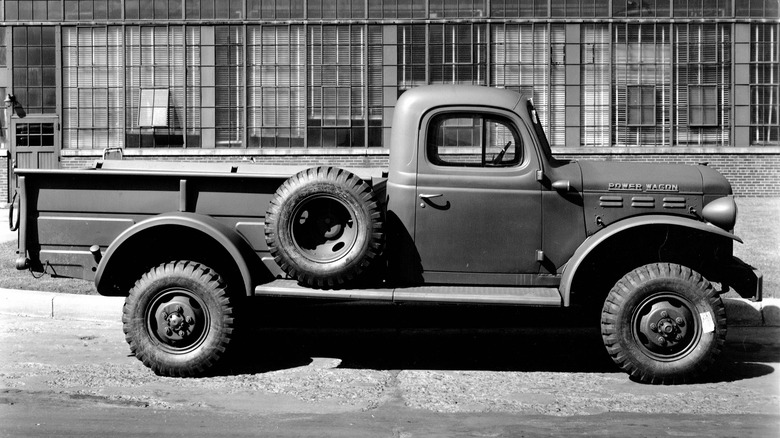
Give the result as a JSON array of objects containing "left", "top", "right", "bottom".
[{"left": 49, "top": 152, "right": 780, "bottom": 198}]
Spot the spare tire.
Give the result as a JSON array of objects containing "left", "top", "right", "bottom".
[{"left": 265, "top": 166, "right": 384, "bottom": 287}]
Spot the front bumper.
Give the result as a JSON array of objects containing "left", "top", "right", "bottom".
[{"left": 721, "top": 256, "right": 763, "bottom": 302}]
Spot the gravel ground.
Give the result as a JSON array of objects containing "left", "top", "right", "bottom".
[{"left": 1, "top": 316, "right": 778, "bottom": 419}]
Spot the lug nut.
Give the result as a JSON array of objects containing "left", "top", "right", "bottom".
[
  {"left": 186, "top": 316, "right": 195, "bottom": 324},
  {"left": 660, "top": 311, "right": 668, "bottom": 318},
  {"left": 165, "top": 327, "right": 173, "bottom": 336},
  {"left": 178, "top": 330, "right": 186, "bottom": 337},
  {"left": 657, "top": 336, "right": 666, "bottom": 345},
  {"left": 162, "top": 312, "right": 168, "bottom": 320},
  {"left": 176, "top": 306, "right": 183, "bottom": 314},
  {"left": 675, "top": 317, "right": 685, "bottom": 326},
  {"left": 675, "top": 334, "right": 683, "bottom": 341},
  {"left": 650, "top": 323, "right": 657, "bottom": 332}
]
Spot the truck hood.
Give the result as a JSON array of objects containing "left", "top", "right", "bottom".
[{"left": 577, "top": 161, "right": 731, "bottom": 196}]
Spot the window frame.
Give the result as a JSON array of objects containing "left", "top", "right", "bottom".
[
  {"left": 426, "top": 111, "right": 523, "bottom": 168},
  {"left": 626, "top": 85, "right": 657, "bottom": 127},
  {"left": 138, "top": 88, "right": 170, "bottom": 128},
  {"left": 687, "top": 84, "right": 719, "bottom": 127}
]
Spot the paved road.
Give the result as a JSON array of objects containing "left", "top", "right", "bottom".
[{"left": 1, "top": 302, "right": 778, "bottom": 437}]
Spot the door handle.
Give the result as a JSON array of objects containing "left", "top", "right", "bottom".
[
  {"left": 419, "top": 193, "right": 443, "bottom": 199},
  {"left": 552, "top": 180, "right": 571, "bottom": 192}
]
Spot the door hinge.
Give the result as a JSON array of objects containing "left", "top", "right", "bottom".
[{"left": 536, "top": 250, "right": 545, "bottom": 263}]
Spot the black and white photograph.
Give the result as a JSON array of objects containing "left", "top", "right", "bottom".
[{"left": 0, "top": 1, "right": 778, "bottom": 436}]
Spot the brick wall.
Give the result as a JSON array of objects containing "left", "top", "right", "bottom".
[{"left": 58, "top": 152, "right": 780, "bottom": 197}]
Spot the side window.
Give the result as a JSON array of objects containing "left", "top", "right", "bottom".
[{"left": 428, "top": 113, "right": 522, "bottom": 167}]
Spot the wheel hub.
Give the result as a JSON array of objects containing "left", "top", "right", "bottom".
[
  {"left": 291, "top": 196, "right": 358, "bottom": 263},
  {"left": 153, "top": 297, "right": 201, "bottom": 343},
  {"left": 635, "top": 295, "right": 697, "bottom": 359}
]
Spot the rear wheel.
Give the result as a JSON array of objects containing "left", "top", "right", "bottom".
[
  {"left": 601, "top": 263, "right": 726, "bottom": 384},
  {"left": 122, "top": 261, "right": 234, "bottom": 377}
]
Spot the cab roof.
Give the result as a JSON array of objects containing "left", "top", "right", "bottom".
[{"left": 388, "top": 85, "right": 529, "bottom": 175}]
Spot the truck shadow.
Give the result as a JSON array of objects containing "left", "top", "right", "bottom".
[{"left": 220, "top": 300, "right": 777, "bottom": 384}]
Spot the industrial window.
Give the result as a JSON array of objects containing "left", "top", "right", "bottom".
[
  {"left": 427, "top": 113, "right": 521, "bottom": 168},
  {"left": 491, "top": 24, "right": 560, "bottom": 146},
  {"left": 366, "top": 25, "right": 384, "bottom": 147},
  {"left": 627, "top": 86, "right": 657, "bottom": 127},
  {"left": 247, "top": 25, "right": 305, "bottom": 148},
  {"left": 62, "top": 0, "right": 122, "bottom": 20},
  {"left": 491, "top": 0, "right": 548, "bottom": 17},
  {"left": 581, "top": 24, "right": 611, "bottom": 147},
  {"left": 736, "top": 0, "right": 779, "bottom": 17},
  {"left": 125, "top": 26, "right": 185, "bottom": 148},
  {"left": 429, "top": 0, "right": 485, "bottom": 18},
  {"left": 184, "top": 0, "right": 243, "bottom": 19},
  {"left": 612, "top": 0, "right": 670, "bottom": 17},
  {"left": 429, "top": 24, "right": 486, "bottom": 86},
  {"left": 6, "top": 0, "right": 64, "bottom": 21},
  {"left": 138, "top": 89, "right": 169, "bottom": 127},
  {"left": 688, "top": 85, "right": 718, "bottom": 127},
  {"left": 307, "top": 0, "right": 365, "bottom": 19},
  {"left": 750, "top": 24, "right": 779, "bottom": 145},
  {"left": 12, "top": 27, "right": 57, "bottom": 114},
  {"left": 62, "top": 26, "right": 124, "bottom": 150},
  {"left": 307, "top": 25, "right": 365, "bottom": 148},
  {"left": 552, "top": 0, "right": 609, "bottom": 17},
  {"left": 215, "top": 26, "right": 244, "bottom": 147},
  {"left": 674, "top": 0, "right": 732, "bottom": 17},
  {"left": 247, "top": 0, "right": 304, "bottom": 19},
  {"left": 368, "top": 0, "right": 425, "bottom": 19},
  {"left": 397, "top": 25, "right": 427, "bottom": 91},
  {"left": 614, "top": 24, "right": 671, "bottom": 146},
  {"left": 126, "top": 0, "right": 183, "bottom": 20},
  {"left": 674, "top": 24, "right": 730, "bottom": 146}
]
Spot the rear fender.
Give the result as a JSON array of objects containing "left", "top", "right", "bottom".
[
  {"left": 560, "top": 215, "right": 741, "bottom": 306},
  {"left": 95, "top": 212, "right": 261, "bottom": 297}
]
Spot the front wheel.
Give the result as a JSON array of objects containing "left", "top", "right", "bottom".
[
  {"left": 601, "top": 263, "right": 727, "bottom": 384},
  {"left": 122, "top": 261, "right": 235, "bottom": 377}
]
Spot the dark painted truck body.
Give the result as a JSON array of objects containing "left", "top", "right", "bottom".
[{"left": 12, "top": 85, "right": 762, "bottom": 383}]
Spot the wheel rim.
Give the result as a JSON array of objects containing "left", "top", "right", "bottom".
[
  {"left": 290, "top": 195, "right": 358, "bottom": 263},
  {"left": 146, "top": 288, "right": 210, "bottom": 354},
  {"left": 631, "top": 292, "right": 701, "bottom": 361}
]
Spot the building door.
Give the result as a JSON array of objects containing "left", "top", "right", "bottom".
[{"left": 11, "top": 115, "right": 60, "bottom": 170}]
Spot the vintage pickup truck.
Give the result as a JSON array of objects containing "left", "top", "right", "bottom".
[{"left": 11, "top": 85, "right": 762, "bottom": 384}]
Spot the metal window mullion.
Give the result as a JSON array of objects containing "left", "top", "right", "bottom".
[
  {"left": 242, "top": 24, "right": 247, "bottom": 148},
  {"left": 363, "top": 24, "right": 369, "bottom": 148},
  {"left": 182, "top": 24, "right": 188, "bottom": 148},
  {"left": 304, "top": 22, "right": 309, "bottom": 148},
  {"left": 608, "top": 22, "right": 613, "bottom": 148},
  {"left": 121, "top": 23, "right": 126, "bottom": 148},
  {"left": 425, "top": 23, "right": 430, "bottom": 85}
]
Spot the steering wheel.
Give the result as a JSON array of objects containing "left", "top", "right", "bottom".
[{"left": 492, "top": 141, "right": 512, "bottom": 164}]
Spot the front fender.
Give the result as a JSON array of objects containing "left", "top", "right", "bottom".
[
  {"left": 559, "top": 215, "right": 741, "bottom": 306},
  {"left": 95, "top": 212, "right": 260, "bottom": 297}
]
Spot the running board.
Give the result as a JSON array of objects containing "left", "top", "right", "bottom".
[{"left": 254, "top": 279, "right": 562, "bottom": 307}]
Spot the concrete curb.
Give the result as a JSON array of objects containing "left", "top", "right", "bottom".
[
  {"left": 0, "top": 287, "right": 777, "bottom": 326},
  {"left": 0, "top": 288, "right": 123, "bottom": 323}
]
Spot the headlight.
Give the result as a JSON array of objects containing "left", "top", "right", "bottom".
[{"left": 702, "top": 196, "right": 737, "bottom": 231}]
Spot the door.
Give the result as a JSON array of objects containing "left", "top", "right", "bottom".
[
  {"left": 11, "top": 115, "right": 60, "bottom": 170},
  {"left": 414, "top": 109, "right": 542, "bottom": 285}
]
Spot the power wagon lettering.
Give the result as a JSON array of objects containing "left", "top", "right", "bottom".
[{"left": 608, "top": 182, "right": 679, "bottom": 192}]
